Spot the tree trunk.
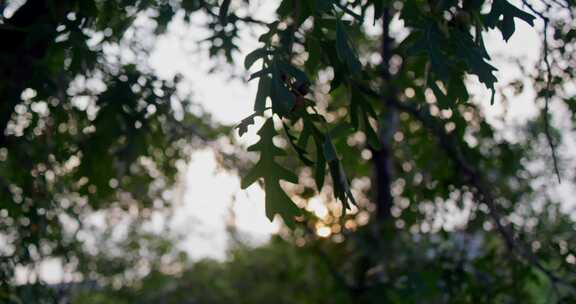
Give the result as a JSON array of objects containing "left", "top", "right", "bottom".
[
  {"left": 350, "top": 7, "right": 398, "bottom": 299},
  {"left": 373, "top": 5, "right": 396, "bottom": 223}
]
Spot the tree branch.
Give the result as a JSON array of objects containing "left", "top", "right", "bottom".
[
  {"left": 522, "top": 0, "right": 562, "bottom": 182},
  {"left": 355, "top": 83, "right": 576, "bottom": 295}
]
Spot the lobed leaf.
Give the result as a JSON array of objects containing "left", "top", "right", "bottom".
[{"left": 241, "top": 119, "right": 301, "bottom": 225}]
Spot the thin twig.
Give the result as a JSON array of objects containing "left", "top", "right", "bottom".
[
  {"left": 522, "top": 0, "right": 562, "bottom": 183},
  {"left": 541, "top": 17, "right": 561, "bottom": 183},
  {"left": 205, "top": 6, "right": 268, "bottom": 26}
]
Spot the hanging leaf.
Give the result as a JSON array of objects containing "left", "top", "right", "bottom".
[
  {"left": 362, "top": 111, "right": 381, "bottom": 149},
  {"left": 218, "top": 0, "right": 231, "bottom": 24},
  {"left": 328, "top": 122, "right": 354, "bottom": 140},
  {"left": 235, "top": 113, "right": 258, "bottom": 137},
  {"left": 336, "top": 20, "right": 362, "bottom": 74},
  {"left": 350, "top": 90, "right": 382, "bottom": 149},
  {"left": 324, "top": 136, "right": 356, "bottom": 210},
  {"left": 305, "top": 37, "right": 322, "bottom": 73},
  {"left": 323, "top": 135, "right": 339, "bottom": 162},
  {"left": 485, "top": 0, "right": 535, "bottom": 42},
  {"left": 453, "top": 30, "right": 498, "bottom": 102},
  {"left": 316, "top": 0, "right": 335, "bottom": 13},
  {"left": 406, "top": 22, "right": 451, "bottom": 80},
  {"left": 244, "top": 48, "right": 270, "bottom": 70},
  {"left": 270, "top": 65, "right": 296, "bottom": 116},
  {"left": 300, "top": 114, "right": 327, "bottom": 191},
  {"left": 241, "top": 119, "right": 301, "bottom": 226},
  {"left": 258, "top": 21, "right": 280, "bottom": 43},
  {"left": 283, "top": 122, "right": 314, "bottom": 166},
  {"left": 249, "top": 67, "right": 272, "bottom": 81},
  {"left": 254, "top": 75, "right": 271, "bottom": 112},
  {"left": 278, "top": 61, "right": 311, "bottom": 85},
  {"left": 297, "top": 122, "right": 312, "bottom": 149},
  {"left": 429, "top": 80, "right": 451, "bottom": 109},
  {"left": 314, "top": 140, "right": 327, "bottom": 191}
]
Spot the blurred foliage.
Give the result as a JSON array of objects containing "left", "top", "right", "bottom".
[
  {"left": 0, "top": 0, "right": 238, "bottom": 300},
  {"left": 70, "top": 207, "right": 573, "bottom": 303},
  {"left": 234, "top": 0, "right": 576, "bottom": 302},
  {"left": 0, "top": 0, "right": 575, "bottom": 303},
  {"left": 72, "top": 237, "right": 351, "bottom": 304}
]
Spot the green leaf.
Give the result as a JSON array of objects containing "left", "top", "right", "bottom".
[
  {"left": 315, "top": 144, "right": 327, "bottom": 191},
  {"left": 328, "top": 122, "right": 354, "bottom": 140},
  {"left": 408, "top": 23, "right": 451, "bottom": 80},
  {"left": 301, "top": 114, "right": 327, "bottom": 191},
  {"left": 305, "top": 37, "right": 322, "bottom": 74},
  {"left": 278, "top": 61, "right": 310, "bottom": 84},
  {"left": 270, "top": 67, "right": 296, "bottom": 116},
  {"left": 328, "top": 157, "right": 356, "bottom": 211},
  {"left": 244, "top": 48, "right": 269, "bottom": 70},
  {"left": 235, "top": 113, "right": 258, "bottom": 137},
  {"left": 336, "top": 20, "right": 362, "bottom": 74},
  {"left": 350, "top": 90, "right": 382, "bottom": 149},
  {"left": 254, "top": 76, "right": 271, "bottom": 112},
  {"left": 321, "top": 135, "right": 356, "bottom": 209},
  {"left": 350, "top": 97, "right": 360, "bottom": 130},
  {"left": 283, "top": 123, "right": 314, "bottom": 166},
  {"left": 453, "top": 31, "right": 498, "bottom": 96},
  {"left": 258, "top": 21, "right": 279, "bottom": 43},
  {"left": 485, "top": 0, "right": 535, "bottom": 42},
  {"left": 219, "top": 0, "right": 231, "bottom": 24},
  {"left": 363, "top": 111, "right": 381, "bottom": 149},
  {"left": 323, "top": 136, "right": 339, "bottom": 162},
  {"left": 405, "top": 22, "right": 450, "bottom": 80},
  {"left": 500, "top": 13, "right": 516, "bottom": 42},
  {"left": 241, "top": 119, "right": 300, "bottom": 224},
  {"left": 297, "top": 123, "right": 312, "bottom": 149},
  {"left": 316, "top": 0, "right": 335, "bottom": 13},
  {"left": 429, "top": 80, "right": 451, "bottom": 109},
  {"left": 249, "top": 68, "right": 272, "bottom": 81}
]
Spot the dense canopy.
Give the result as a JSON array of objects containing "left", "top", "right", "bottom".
[{"left": 0, "top": 0, "right": 575, "bottom": 303}]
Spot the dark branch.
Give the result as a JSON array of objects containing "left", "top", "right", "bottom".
[
  {"left": 522, "top": 0, "right": 562, "bottom": 183},
  {"left": 355, "top": 83, "right": 576, "bottom": 295}
]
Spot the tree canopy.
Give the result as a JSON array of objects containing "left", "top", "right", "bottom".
[{"left": 0, "top": 0, "right": 575, "bottom": 303}]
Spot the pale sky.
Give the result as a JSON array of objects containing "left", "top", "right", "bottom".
[{"left": 148, "top": 3, "right": 279, "bottom": 261}]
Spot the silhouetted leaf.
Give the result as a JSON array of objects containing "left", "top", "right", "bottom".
[
  {"left": 485, "top": 0, "right": 535, "bottom": 42},
  {"left": 241, "top": 119, "right": 300, "bottom": 225},
  {"left": 336, "top": 20, "right": 362, "bottom": 74},
  {"left": 245, "top": 48, "right": 270, "bottom": 70}
]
